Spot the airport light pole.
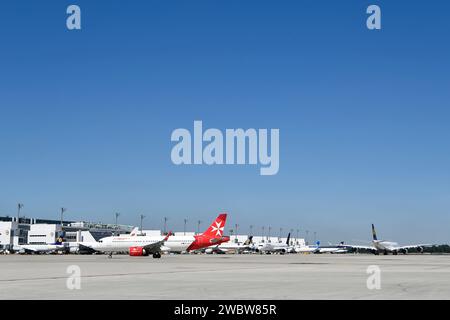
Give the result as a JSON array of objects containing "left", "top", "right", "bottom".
[
  {"left": 60, "top": 207, "right": 67, "bottom": 228},
  {"left": 314, "top": 231, "right": 317, "bottom": 243},
  {"left": 290, "top": 229, "right": 294, "bottom": 245},
  {"left": 17, "top": 203, "right": 24, "bottom": 223},
  {"left": 197, "top": 220, "right": 201, "bottom": 235},
  {"left": 268, "top": 226, "right": 271, "bottom": 242},
  {"left": 296, "top": 229, "right": 299, "bottom": 244},
  {"left": 115, "top": 212, "right": 120, "bottom": 235},
  {"left": 261, "top": 226, "right": 265, "bottom": 243},
  {"left": 184, "top": 218, "right": 188, "bottom": 236},
  {"left": 235, "top": 224, "right": 239, "bottom": 243},
  {"left": 140, "top": 214, "right": 145, "bottom": 235},
  {"left": 164, "top": 217, "right": 168, "bottom": 234},
  {"left": 306, "top": 230, "right": 309, "bottom": 245},
  {"left": 279, "top": 227, "right": 283, "bottom": 241}
]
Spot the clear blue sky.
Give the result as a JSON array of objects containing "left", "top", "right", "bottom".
[{"left": 0, "top": 1, "right": 449, "bottom": 244}]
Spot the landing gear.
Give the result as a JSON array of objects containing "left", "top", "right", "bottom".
[
  {"left": 108, "top": 252, "right": 113, "bottom": 259},
  {"left": 152, "top": 252, "right": 162, "bottom": 259},
  {"left": 393, "top": 250, "right": 398, "bottom": 255},
  {"left": 383, "top": 250, "right": 388, "bottom": 255}
]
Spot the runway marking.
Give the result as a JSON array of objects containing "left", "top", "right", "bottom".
[
  {"left": 0, "top": 265, "right": 295, "bottom": 283},
  {"left": 288, "top": 263, "right": 329, "bottom": 265}
]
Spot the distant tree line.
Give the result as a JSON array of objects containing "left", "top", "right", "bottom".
[{"left": 423, "top": 244, "right": 450, "bottom": 254}]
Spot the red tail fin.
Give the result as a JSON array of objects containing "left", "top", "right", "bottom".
[{"left": 202, "top": 213, "right": 227, "bottom": 238}]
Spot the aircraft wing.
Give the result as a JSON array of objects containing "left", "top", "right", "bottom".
[
  {"left": 21, "top": 246, "right": 38, "bottom": 253},
  {"left": 208, "top": 245, "right": 228, "bottom": 254},
  {"left": 271, "top": 245, "right": 291, "bottom": 253},
  {"left": 236, "top": 245, "right": 251, "bottom": 253},
  {"left": 345, "top": 245, "right": 376, "bottom": 251},
  {"left": 78, "top": 243, "right": 98, "bottom": 254},
  {"left": 160, "top": 245, "right": 171, "bottom": 252},
  {"left": 141, "top": 232, "right": 172, "bottom": 253},
  {"left": 396, "top": 244, "right": 433, "bottom": 250}
]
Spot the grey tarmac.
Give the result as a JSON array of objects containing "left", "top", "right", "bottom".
[{"left": 0, "top": 254, "right": 449, "bottom": 300}]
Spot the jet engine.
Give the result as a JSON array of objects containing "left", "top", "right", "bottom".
[{"left": 129, "top": 247, "right": 148, "bottom": 256}]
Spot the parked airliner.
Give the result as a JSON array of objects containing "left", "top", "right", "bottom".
[
  {"left": 80, "top": 213, "right": 229, "bottom": 257},
  {"left": 348, "top": 224, "right": 431, "bottom": 255}
]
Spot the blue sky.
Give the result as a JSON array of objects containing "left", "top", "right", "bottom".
[{"left": 0, "top": 1, "right": 449, "bottom": 244}]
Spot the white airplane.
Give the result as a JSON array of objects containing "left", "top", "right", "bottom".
[
  {"left": 80, "top": 231, "right": 172, "bottom": 258},
  {"left": 348, "top": 224, "right": 432, "bottom": 255},
  {"left": 315, "top": 241, "right": 348, "bottom": 254},
  {"left": 295, "top": 241, "right": 321, "bottom": 254},
  {"left": 257, "top": 233, "right": 294, "bottom": 254},
  {"left": 80, "top": 213, "right": 229, "bottom": 257},
  {"left": 15, "top": 241, "right": 68, "bottom": 254},
  {"left": 205, "top": 236, "right": 253, "bottom": 254}
]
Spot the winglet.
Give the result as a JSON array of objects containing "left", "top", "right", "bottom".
[{"left": 163, "top": 231, "right": 172, "bottom": 241}]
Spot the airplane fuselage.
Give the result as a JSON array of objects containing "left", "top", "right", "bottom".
[
  {"left": 88, "top": 235, "right": 201, "bottom": 254},
  {"left": 373, "top": 240, "right": 399, "bottom": 252},
  {"left": 206, "top": 242, "right": 251, "bottom": 254},
  {"left": 258, "top": 242, "right": 292, "bottom": 253},
  {"left": 89, "top": 235, "right": 167, "bottom": 253},
  {"left": 19, "top": 244, "right": 66, "bottom": 253},
  {"left": 164, "top": 236, "right": 197, "bottom": 253}
]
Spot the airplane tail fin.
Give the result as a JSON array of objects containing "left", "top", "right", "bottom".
[
  {"left": 202, "top": 213, "right": 227, "bottom": 239},
  {"left": 286, "top": 233, "right": 291, "bottom": 245},
  {"left": 371, "top": 224, "right": 378, "bottom": 241},
  {"left": 316, "top": 240, "right": 321, "bottom": 248},
  {"left": 80, "top": 231, "right": 96, "bottom": 243},
  {"left": 244, "top": 236, "right": 253, "bottom": 245},
  {"left": 130, "top": 227, "right": 139, "bottom": 237}
]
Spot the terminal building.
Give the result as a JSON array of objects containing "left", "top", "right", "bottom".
[
  {"left": 0, "top": 220, "right": 19, "bottom": 248},
  {"left": 28, "top": 224, "right": 62, "bottom": 245},
  {"left": 0, "top": 216, "right": 134, "bottom": 249},
  {"left": 1, "top": 215, "right": 307, "bottom": 251}
]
